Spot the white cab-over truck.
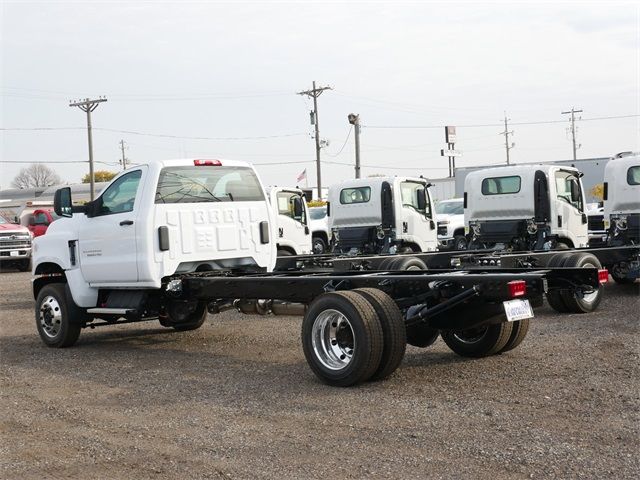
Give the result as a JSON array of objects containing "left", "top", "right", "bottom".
[
  {"left": 464, "top": 164, "right": 588, "bottom": 251},
  {"left": 602, "top": 153, "right": 640, "bottom": 282},
  {"left": 328, "top": 176, "right": 437, "bottom": 254},
  {"left": 268, "top": 187, "right": 312, "bottom": 256},
  {"left": 32, "top": 158, "right": 605, "bottom": 387}
]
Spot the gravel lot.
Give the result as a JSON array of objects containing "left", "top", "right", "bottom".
[{"left": 1, "top": 270, "right": 638, "bottom": 479}]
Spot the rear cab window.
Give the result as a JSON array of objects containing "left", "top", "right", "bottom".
[
  {"left": 627, "top": 166, "right": 640, "bottom": 185},
  {"left": 340, "top": 187, "right": 371, "bottom": 204},
  {"left": 155, "top": 166, "right": 265, "bottom": 204},
  {"left": 481, "top": 176, "right": 521, "bottom": 195}
]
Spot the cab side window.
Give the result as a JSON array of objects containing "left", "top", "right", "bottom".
[
  {"left": 554, "top": 171, "right": 584, "bottom": 212},
  {"left": 34, "top": 213, "right": 49, "bottom": 225},
  {"left": 97, "top": 170, "right": 142, "bottom": 216}
]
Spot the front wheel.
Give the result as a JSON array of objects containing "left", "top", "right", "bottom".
[
  {"left": 17, "top": 259, "right": 31, "bottom": 272},
  {"left": 453, "top": 235, "right": 468, "bottom": 251},
  {"left": 312, "top": 236, "right": 328, "bottom": 254},
  {"left": 441, "top": 322, "right": 514, "bottom": 358},
  {"left": 35, "top": 283, "right": 83, "bottom": 348}
]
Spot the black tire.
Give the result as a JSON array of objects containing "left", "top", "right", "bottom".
[
  {"left": 406, "top": 324, "right": 440, "bottom": 348},
  {"left": 397, "top": 245, "right": 415, "bottom": 254},
  {"left": 276, "top": 249, "right": 296, "bottom": 270},
  {"left": 498, "top": 319, "right": 530, "bottom": 353},
  {"left": 35, "top": 283, "right": 83, "bottom": 348},
  {"left": 453, "top": 235, "right": 468, "bottom": 251},
  {"left": 17, "top": 259, "right": 31, "bottom": 272},
  {"left": 560, "top": 253, "right": 603, "bottom": 313},
  {"left": 352, "top": 288, "right": 406, "bottom": 381},
  {"left": 172, "top": 302, "right": 208, "bottom": 331},
  {"left": 610, "top": 265, "right": 635, "bottom": 284},
  {"left": 301, "top": 291, "right": 384, "bottom": 387},
  {"left": 545, "top": 253, "right": 572, "bottom": 313},
  {"left": 312, "top": 236, "right": 327, "bottom": 254},
  {"left": 381, "top": 256, "right": 427, "bottom": 271},
  {"left": 441, "top": 322, "right": 514, "bottom": 358},
  {"left": 555, "top": 241, "right": 570, "bottom": 250}
]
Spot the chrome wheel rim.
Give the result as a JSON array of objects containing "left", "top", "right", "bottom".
[
  {"left": 311, "top": 309, "right": 355, "bottom": 370},
  {"left": 39, "top": 295, "right": 62, "bottom": 338},
  {"left": 580, "top": 262, "right": 599, "bottom": 304},
  {"left": 313, "top": 240, "right": 324, "bottom": 254},
  {"left": 452, "top": 327, "right": 488, "bottom": 344}
]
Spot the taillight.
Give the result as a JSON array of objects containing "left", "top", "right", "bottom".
[
  {"left": 194, "top": 159, "right": 222, "bottom": 166},
  {"left": 508, "top": 280, "right": 526, "bottom": 298},
  {"left": 598, "top": 269, "right": 609, "bottom": 284}
]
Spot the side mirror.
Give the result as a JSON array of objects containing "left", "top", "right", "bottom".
[
  {"left": 54, "top": 187, "right": 73, "bottom": 218},
  {"left": 292, "top": 196, "right": 303, "bottom": 219},
  {"left": 13, "top": 216, "right": 20, "bottom": 224},
  {"left": 416, "top": 189, "right": 427, "bottom": 211},
  {"left": 326, "top": 202, "right": 330, "bottom": 217}
]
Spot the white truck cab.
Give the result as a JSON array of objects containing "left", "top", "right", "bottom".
[
  {"left": 464, "top": 164, "right": 588, "bottom": 250},
  {"left": 327, "top": 176, "right": 437, "bottom": 254},
  {"left": 33, "top": 159, "right": 277, "bottom": 309},
  {"left": 268, "top": 187, "right": 312, "bottom": 256},
  {"left": 603, "top": 153, "right": 640, "bottom": 247}
]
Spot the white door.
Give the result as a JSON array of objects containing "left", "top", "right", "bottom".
[
  {"left": 275, "top": 190, "right": 310, "bottom": 254},
  {"left": 397, "top": 181, "right": 437, "bottom": 251},
  {"left": 79, "top": 168, "right": 145, "bottom": 284},
  {"left": 553, "top": 170, "right": 588, "bottom": 247}
]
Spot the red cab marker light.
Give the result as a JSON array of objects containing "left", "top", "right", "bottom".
[
  {"left": 508, "top": 280, "right": 526, "bottom": 298},
  {"left": 598, "top": 269, "right": 609, "bottom": 284},
  {"left": 194, "top": 159, "right": 222, "bottom": 166}
]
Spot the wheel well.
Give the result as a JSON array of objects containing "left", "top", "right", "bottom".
[
  {"left": 557, "top": 237, "right": 575, "bottom": 248},
  {"left": 400, "top": 242, "right": 422, "bottom": 253},
  {"left": 453, "top": 228, "right": 465, "bottom": 237},
  {"left": 33, "top": 263, "right": 66, "bottom": 299},
  {"left": 312, "top": 231, "right": 328, "bottom": 243},
  {"left": 277, "top": 245, "right": 297, "bottom": 255}
]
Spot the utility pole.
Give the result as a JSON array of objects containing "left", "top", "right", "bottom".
[
  {"left": 348, "top": 113, "right": 361, "bottom": 178},
  {"left": 297, "top": 81, "right": 332, "bottom": 199},
  {"left": 499, "top": 113, "right": 515, "bottom": 165},
  {"left": 561, "top": 107, "right": 583, "bottom": 161},
  {"left": 69, "top": 97, "right": 107, "bottom": 200},
  {"left": 119, "top": 139, "right": 129, "bottom": 171}
]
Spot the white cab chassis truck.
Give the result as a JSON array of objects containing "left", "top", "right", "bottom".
[
  {"left": 268, "top": 187, "right": 312, "bottom": 256},
  {"left": 602, "top": 153, "right": 640, "bottom": 283},
  {"left": 464, "top": 165, "right": 588, "bottom": 251},
  {"left": 31, "top": 158, "right": 606, "bottom": 387},
  {"left": 328, "top": 176, "right": 437, "bottom": 254}
]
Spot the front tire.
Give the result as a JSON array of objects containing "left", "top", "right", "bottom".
[
  {"left": 453, "top": 235, "right": 468, "bottom": 251},
  {"left": 35, "top": 283, "right": 83, "bottom": 348},
  {"left": 312, "top": 236, "right": 328, "bottom": 254},
  {"left": 17, "top": 259, "right": 31, "bottom": 272},
  {"left": 302, "top": 291, "right": 384, "bottom": 387},
  {"left": 441, "top": 322, "right": 514, "bottom": 358}
]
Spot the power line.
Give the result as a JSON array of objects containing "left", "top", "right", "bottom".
[
  {"left": 363, "top": 114, "right": 640, "bottom": 129},
  {"left": 325, "top": 126, "right": 353, "bottom": 157}
]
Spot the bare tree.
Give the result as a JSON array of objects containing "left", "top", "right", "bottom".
[{"left": 11, "top": 164, "right": 62, "bottom": 189}]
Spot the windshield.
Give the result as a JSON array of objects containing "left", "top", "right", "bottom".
[
  {"left": 436, "top": 200, "right": 463, "bottom": 215},
  {"left": 309, "top": 207, "right": 326, "bottom": 220},
  {"left": 156, "top": 166, "right": 265, "bottom": 204},
  {"left": 0, "top": 215, "right": 8, "bottom": 225}
]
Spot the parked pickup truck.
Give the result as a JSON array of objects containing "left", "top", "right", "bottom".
[
  {"left": 31, "top": 158, "right": 605, "bottom": 386},
  {"left": 435, "top": 198, "right": 466, "bottom": 250},
  {"left": 0, "top": 214, "right": 32, "bottom": 271}
]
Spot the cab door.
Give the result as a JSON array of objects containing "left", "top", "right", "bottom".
[
  {"left": 274, "top": 189, "right": 311, "bottom": 254},
  {"left": 552, "top": 170, "right": 588, "bottom": 247},
  {"left": 397, "top": 180, "right": 437, "bottom": 251},
  {"left": 78, "top": 168, "right": 145, "bottom": 284}
]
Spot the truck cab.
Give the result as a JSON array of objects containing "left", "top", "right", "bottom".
[
  {"left": 26, "top": 209, "right": 59, "bottom": 238},
  {"left": 328, "top": 176, "right": 437, "bottom": 254},
  {"left": 464, "top": 165, "right": 588, "bottom": 251},
  {"left": 33, "top": 159, "right": 277, "bottom": 309},
  {"left": 603, "top": 153, "right": 640, "bottom": 247},
  {"left": 268, "top": 187, "right": 312, "bottom": 256}
]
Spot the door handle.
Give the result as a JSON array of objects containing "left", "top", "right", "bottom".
[{"left": 119, "top": 220, "right": 134, "bottom": 226}]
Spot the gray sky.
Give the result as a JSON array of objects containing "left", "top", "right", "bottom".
[{"left": 1, "top": 0, "right": 639, "bottom": 190}]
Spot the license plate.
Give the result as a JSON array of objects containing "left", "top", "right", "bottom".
[
  {"left": 9, "top": 251, "right": 19, "bottom": 257},
  {"left": 503, "top": 299, "right": 534, "bottom": 322}
]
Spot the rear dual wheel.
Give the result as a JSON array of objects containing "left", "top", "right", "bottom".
[
  {"left": 301, "top": 289, "right": 407, "bottom": 386},
  {"left": 545, "top": 252, "right": 603, "bottom": 313}
]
